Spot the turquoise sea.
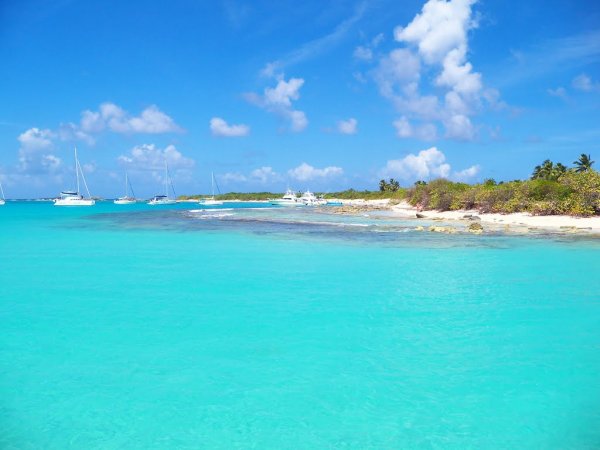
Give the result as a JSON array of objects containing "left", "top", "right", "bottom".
[{"left": 1, "top": 201, "right": 599, "bottom": 449}]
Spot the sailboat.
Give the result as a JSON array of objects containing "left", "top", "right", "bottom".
[
  {"left": 0, "top": 180, "right": 5, "bottom": 206},
  {"left": 0, "top": 179, "right": 5, "bottom": 205},
  {"left": 54, "top": 147, "right": 95, "bottom": 206},
  {"left": 198, "top": 172, "right": 223, "bottom": 205},
  {"left": 114, "top": 172, "right": 137, "bottom": 204},
  {"left": 148, "top": 160, "right": 177, "bottom": 205}
]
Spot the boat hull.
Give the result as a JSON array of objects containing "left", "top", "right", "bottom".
[
  {"left": 148, "top": 199, "right": 177, "bottom": 205},
  {"left": 54, "top": 199, "right": 95, "bottom": 206},
  {"left": 198, "top": 200, "right": 223, "bottom": 205},
  {"left": 114, "top": 199, "right": 136, "bottom": 205}
]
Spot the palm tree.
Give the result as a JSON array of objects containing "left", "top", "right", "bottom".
[
  {"left": 379, "top": 179, "right": 388, "bottom": 192},
  {"left": 552, "top": 162, "right": 567, "bottom": 180},
  {"left": 388, "top": 178, "right": 400, "bottom": 192},
  {"left": 573, "top": 154, "right": 594, "bottom": 172},
  {"left": 532, "top": 159, "right": 554, "bottom": 180}
]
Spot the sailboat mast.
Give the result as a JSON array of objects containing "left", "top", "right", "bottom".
[
  {"left": 165, "top": 161, "right": 168, "bottom": 197},
  {"left": 125, "top": 172, "right": 128, "bottom": 197},
  {"left": 211, "top": 172, "right": 215, "bottom": 197},
  {"left": 75, "top": 147, "right": 80, "bottom": 194},
  {"left": 0, "top": 180, "right": 5, "bottom": 200}
]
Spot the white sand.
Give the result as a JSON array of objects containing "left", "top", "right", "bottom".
[{"left": 390, "top": 201, "right": 600, "bottom": 232}]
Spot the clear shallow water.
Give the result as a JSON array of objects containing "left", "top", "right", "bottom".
[{"left": 1, "top": 202, "right": 599, "bottom": 449}]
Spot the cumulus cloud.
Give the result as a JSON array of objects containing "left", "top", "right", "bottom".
[
  {"left": 453, "top": 164, "right": 480, "bottom": 181},
  {"left": 380, "top": 146, "right": 479, "bottom": 182},
  {"left": 209, "top": 117, "right": 250, "bottom": 137},
  {"left": 547, "top": 86, "right": 568, "bottom": 100},
  {"left": 95, "top": 103, "right": 182, "bottom": 134},
  {"left": 220, "top": 166, "right": 281, "bottom": 184},
  {"left": 337, "top": 118, "right": 358, "bottom": 134},
  {"left": 245, "top": 76, "right": 308, "bottom": 132},
  {"left": 353, "top": 46, "right": 373, "bottom": 61},
  {"left": 118, "top": 144, "right": 195, "bottom": 172},
  {"left": 369, "top": 0, "right": 495, "bottom": 141},
  {"left": 572, "top": 73, "right": 599, "bottom": 92},
  {"left": 287, "top": 162, "right": 343, "bottom": 181},
  {"left": 393, "top": 116, "right": 437, "bottom": 140},
  {"left": 17, "top": 128, "right": 62, "bottom": 174}
]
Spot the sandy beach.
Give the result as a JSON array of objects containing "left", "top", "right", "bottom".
[{"left": 328, "top": 199, "right": 600, "bottom": 233}]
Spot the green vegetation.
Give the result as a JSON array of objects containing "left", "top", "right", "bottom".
[
  {"left": 178, "top": 192, "right": 278, "bottom": 201},
  {"left": 178, "top": 154, "right": 598, "bottom": 216},
  {"left": 322, "top": 189, "right": 406, "bottom": 200},
  {"left": 408, "top": 167, "right": 600, "bottom": 217}
]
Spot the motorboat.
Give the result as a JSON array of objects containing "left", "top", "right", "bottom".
[
  {"left": 270, "top": 189, "right": 300, "bottom": 206},
  {"left": 54, "top": 147, "right": 95, "bottom": 206},
  {"left": 300, "top": 190, "right": 326, "bottom": 206}
]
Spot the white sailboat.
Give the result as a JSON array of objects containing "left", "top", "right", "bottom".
[
  {"left": 148, "top": 160, "right": 177, "bottom": 205},
  {"left": 54, "top": 147, "right": 95, "bottom": 206},
  {"left": 0, "top": 179, "right": 5, "bottom": 205},
  {"left": 198, "top": 172, "right": 223, "bottom": 205},
  {"left": 114, "top": 172, "right": 137, "bottom": 204}
]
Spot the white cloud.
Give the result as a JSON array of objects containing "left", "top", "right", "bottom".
[
  {"left": 371, "top": 0, "right": 493, "bottom": 141},
  {"left": 380, "top": 147, "right": 450, "bottom": 180},
  {"left": 220, "top": 166, "right": 281, "bottom": 184},
  {"left": 548, "top": 86, "right": 568, "bottom": 100},
  {"left": 118, "top": 144, "right": 195, "bottom": 171},
  {"left": 245, "top": 76, "right": 308, "bottom": 132},
  {"left": 210, "top": 117, "right": 250, "bottom": 137},
  {"left": 394, "top": 0, "right": 477, "bottom": 65},
  {"left": 250, "top": 166, "right": 279, "bottom": 183},
  {"left": 572, "top": 73, "right": 599, "bottom": 92},
  {"left": 452, "top": 164, "right": 480, "bottom": 181},
  {"left": 380, "top": 146, "right": 481, "bottom": 182},
  {"left": 97, "top": 103, "right": 182, "bottom": 134},
  {"left": 287, "top": 162, "right": 343, "bottom": 181},
  {"left": 337, "top": 118, "right": 358, "bottom": 134},
  {"left": 260, "top": 3, "right": 367, "bottom": 76},
  {"left": 353, "top": 46, "right": 373, "bottom": 61},
  {"left": 17, "top": 128, "right": 62, "bottom": 174},
  {"left": 393, "top": 116, "right": 437, "bottom": 140}
]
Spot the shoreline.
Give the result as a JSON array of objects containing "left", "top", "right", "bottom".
[{"left": 326, "top": 198, "right": 600, "bottom": 234}]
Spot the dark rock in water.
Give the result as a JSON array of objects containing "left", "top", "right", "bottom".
[
  {"left": 463, "top": 214, "right": 481, "bottom": 221},
  {"left": 468, "top": 222, "right": 484, "bottom": 233},
  {"left": 470, "top": 215, "right": 481, "bottom": 221},
  {"left": 416, "top": 213, "right": 425, "bottom": 218}
]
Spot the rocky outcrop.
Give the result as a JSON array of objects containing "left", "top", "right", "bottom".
[{"left": 468, "top": 222, "right": 484, "bottom": 234}]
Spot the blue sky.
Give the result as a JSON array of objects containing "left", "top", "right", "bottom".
[{"left": 1, "top": 0, "right": 599, "bottom": 198}]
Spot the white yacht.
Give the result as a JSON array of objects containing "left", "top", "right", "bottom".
[
  {"left": 198, "top": 172, "right": 223, "bottom": 205},
  {"left": 300, "top": 190, "right": 326, "bottom": 206},
  {"left": 54, "top": 147, "right": 95, "bottom": 206},
  {"left": 148, "top": 160, "right": 177, "bottom": 205},
  {"left": 270, "top": 188, "right": 300, "bottom": 206},
  {"left": 0, "top": 180, "right": 5, "bottom": 205},
  {"left": 114, "top": 172, "right": 137, "bottom": 204}
]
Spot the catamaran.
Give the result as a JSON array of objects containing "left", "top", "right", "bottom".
[
  {"left": 114, "top": 172, "right": 137, "bottom": 204},
  {"left": 198, "top": 172, "right": 223, "bottom": 205},
  {"left": 54, "top": 147, "right": 95, "bottom": 206},
  {"left": 270, "top": 188, "right": 300, "bottom": 206},
  {"left": 0, "top": 180, "right": 5, "bottom": 205},
  {"left": 148, "top": 160, "right": 177, "bottom": 205}
]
